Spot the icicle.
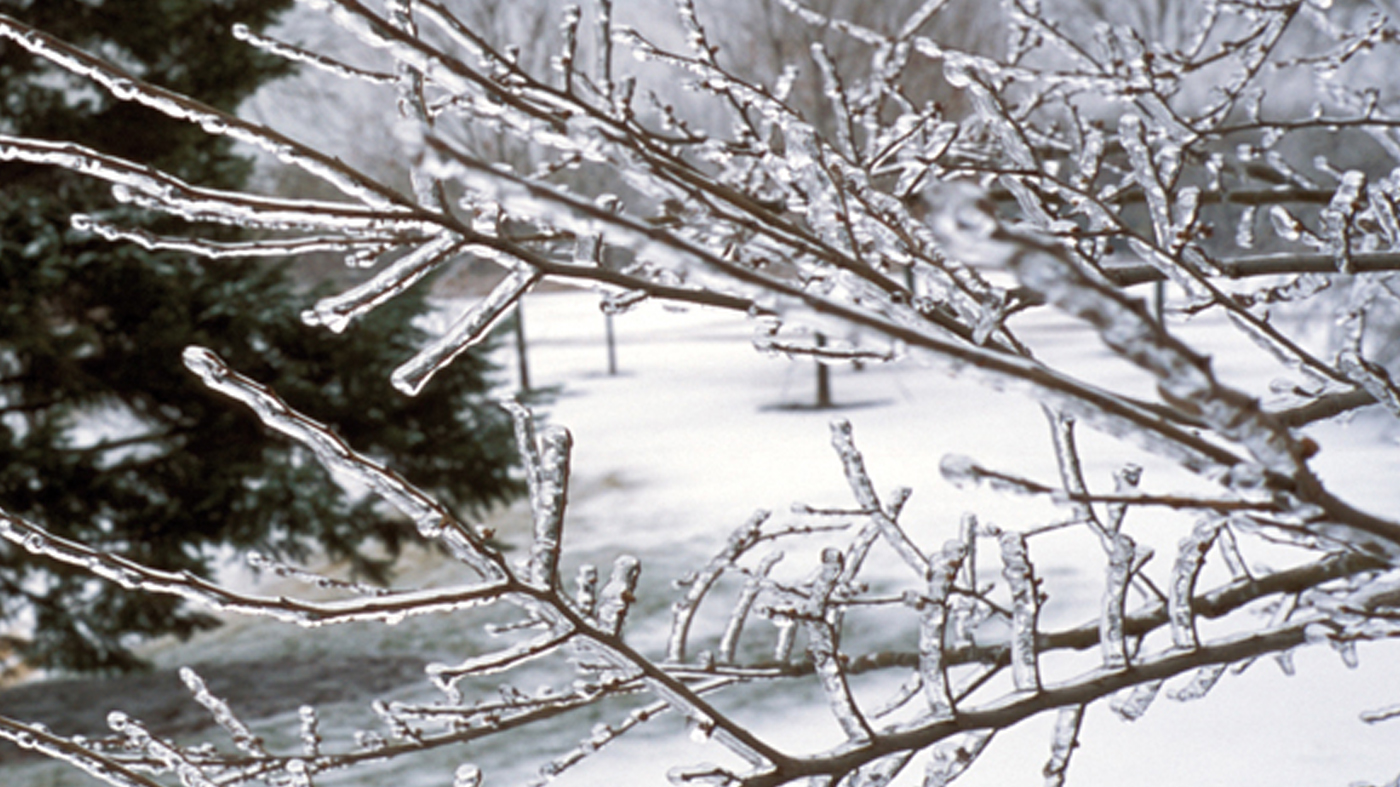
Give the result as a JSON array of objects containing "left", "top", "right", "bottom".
[
  {"left": 1109, "top": 680, "right": 1163, "bottom": 721},
  {"left": 1100, "top": 533, "right": 1134, "bottom": 670},
  {"left": 1043, "top": 705, "right": 1084, "bottom": 787},
  {"left": 527, "top": 426, "right": 573, "bottom": 588},
  {"left": 303, "top": 234, "right": 465, "bottom": 334},
  {"left": 924, "top": 730, "right": 994, "bottom": 786},
  {"left": 921, "top": 539, "right": 967, "bottom": 716},
  {"left": 1168, "top": 664, "right": 1227, "bottom": 702},
  {"left": 1000, "top": 533, "right": 1041, "bottom": 692},
  {"left": 1170, "top": 519, "right": 1222, "bottom": 650},
  {"left": 597, "top": 555, "right": 642, "bottom": 635}
]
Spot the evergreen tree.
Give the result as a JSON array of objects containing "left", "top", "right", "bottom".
[{"left": 0, "top": 0, "right": 522, "bottom": 672}]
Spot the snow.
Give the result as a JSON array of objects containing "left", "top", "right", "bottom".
[{"left": 11, "top": 288, "right": 1400, "bottom": 787}]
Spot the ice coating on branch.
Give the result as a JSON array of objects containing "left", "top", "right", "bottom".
[
  {"left": 1170, "top": 519, "right": 1221, "bottom": 649},
  {"left": 0, "top": 16, "right": 404, "bottom": 208},
  {"left": 180, "top": 667, "right": 266, "bottom": 756},
  {"left": 597, "top": 555, "right": 641, "bottom": 635},
  {"left": 831, "top": 419, "right": 929, "bottom": 576},
  {"left": 73, "top": 215, "right": 400, "bottom": 260},
  {"left": 1109, "top": 680, "right": 1163, "bottom": 722},
  {"left": 528, "top": 425, "right": 573, "bottom": 588},
  {"left": 1100, "top": 532, "right": 1135, "bottom": 669},
  {"left": 803, "top": 546, "right": 870, "bottom": 741},
  {"left": 232, "top": 22, "right": 395, "bottom": 84},
  {"left": 304, "top": 234, "right": 465, "bottom": 333},
  {"left": 668, "top": 510, "right": 767, "bottom": 663},
  {"left": 920, "top": 539, "right": 967, "bottom": 716},
  {"left": 0, "top": 506, "right": 506, "bottom": 626},
  {"left": 717, "top": 549, "right": 782, "bottom": 664},
  {"left": 298, "top": 705, "right": 322, "bottom": 758},
  {"left": 1043, "top": 705, "right": 1085, "bottom": 787},
  {"left": 428, "top": 629, "right": 573, "bottom": 689},
  {"left": 108, "top": 711, "right": 218, "bottom": 787},
  {"left": 575, "top": 563, "right": 599, "bottom": 618},
  {"left": 0, "top": 135, "right": 424, "bottom": 234},
  {"left": 999, "top": 532, "right": 1040, "bottom": 692},
  {"left": 181, "top": 346, "right": 501, "bottom": 575}
]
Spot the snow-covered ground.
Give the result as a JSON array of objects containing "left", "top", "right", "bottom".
[{"left": 9, "top": 288, "right": 1400, "bottom": 787}]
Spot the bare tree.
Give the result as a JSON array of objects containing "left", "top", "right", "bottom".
[{"left": 3, "top": 0, "right": 1400, "bottom": 785}]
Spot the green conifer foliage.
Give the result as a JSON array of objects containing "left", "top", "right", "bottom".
[{"left": 0, "top": 0, "right": 522, "bottom": 672}]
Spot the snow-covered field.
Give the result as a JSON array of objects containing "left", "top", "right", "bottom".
[{"left": 8, "top": 289, "right": 1400, "bottom": 787}]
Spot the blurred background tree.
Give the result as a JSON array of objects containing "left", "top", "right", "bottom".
[{"left": 0, "top": 0, "right": 522, "bottom": 674}]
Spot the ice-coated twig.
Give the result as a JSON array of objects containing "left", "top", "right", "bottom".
[
  {"left": 804, "top": 547, "right": 873, "bottom": 741},
  {"left": 427, "top": 629, "right": 575, "bottom": 689},
  {"left": 1361, "top": 702, "right": 1400, "bottom": 724},
  {"left": 392, "top": 265, "right": 543, "bottom": 395},
  {"left": 921, "top": 540, "right": 968, "bottom": 716},
  {"left": 71, "top": 215, "right": 404, "bottom": 259},
  {"left": 0, "top": 136, "right": 426, "bottom": 235},
  {"left": 245, "top": 551, "right": 392, "bottom": 597},
  {"left": 232, "top": 22, "right": 396, "bottom": 84},
  {"left": 830, "top": 419, "right": 929, "bottom": 577},
  {"left": 929, "top": 184, "right": 1400, "bottom": 556},
  {"left": 302, "top": 234, "right": 467, "bottom": 334},
  {"left": 0, "top": 508, "right": 507, "bottom": 626},
  {"left": 1000, "top": 532, "right": 1041, "bottom": 692},
  {"left": 181, "top": 347, "right": 501, "bottom": 576},
  {"left": 597, "top": 555, "right": 641, "bottom": 636},
  {"left": 0, "top": 714, "right": 165, "bottom": 787},
  {"left": 107, "top": 711, "right": 219, "bottom": 787},
  {"left": 717, "top": 550, "right": 783, "bottom": 664},
  {"left": 298, "top": 706, "right": 322, "bottom": 758},
  {"left": 0, "top": 14, "right": 409, "bottom": 209},
  {"left": 669, "top": 510, "right": 769, "bottom": 663},
  {"left": 179, "top": 667, "right": 267, "bottom": 757},
  {"left": 1042, "top": 705, "right": 1084, "bottom": 787},
  {"left": 1170, "top": 519, "right": 1223, "bottom": 650},
  {"left": 1100, "top": 532, "right": 1135, "bottom": 670}
]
